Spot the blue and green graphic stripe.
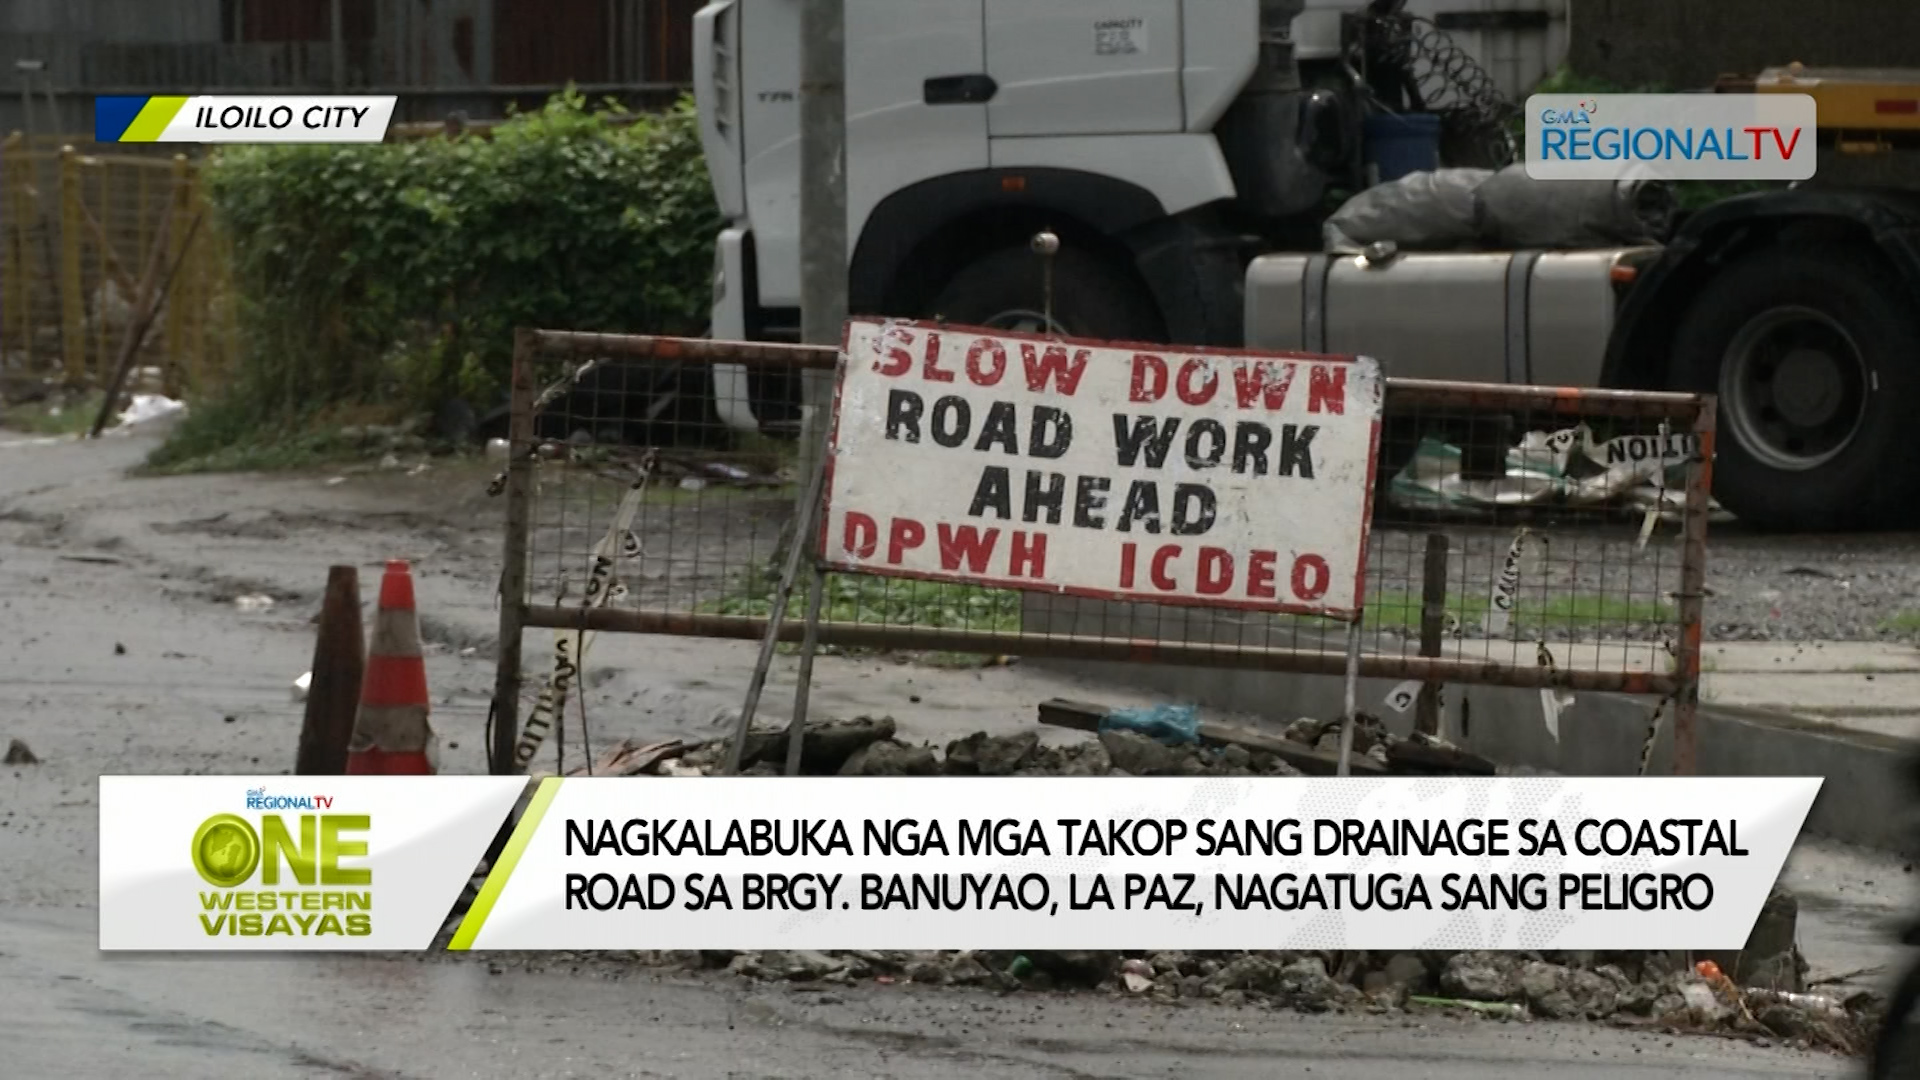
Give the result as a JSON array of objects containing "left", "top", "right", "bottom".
[{"left": 95, "top": 96, "right": 190, "bottom": 142}]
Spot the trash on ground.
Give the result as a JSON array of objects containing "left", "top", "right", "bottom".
[
  {"left": 1097, "top": 703, "right": 1200, "bottom": 746},
  {"left": 1409, "top": 995, "right": 1527, "bottom": 1020},
  {"left": 1388, "top": 426, "right": 1731, "bottom": 520},
  {"left": 114, "top": 394, "right": 187, "bottom": 428},
  {"left": 234, "top": 594, "right": 275, "bottom": 612},
  {"left": 5, "top": 738, "right": 39, "bottom": 765},
  {"left": 291, "top": 671, "right": 312, "bottom": 703}
]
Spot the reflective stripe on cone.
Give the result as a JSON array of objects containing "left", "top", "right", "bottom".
[{"left": 345, "top": 560, "right": 435, "bottom": 775}]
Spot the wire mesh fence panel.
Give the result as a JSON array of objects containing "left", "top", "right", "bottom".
[
  {"left": 500, "top": 332, "right": 1712, "bottom": 717},
  {"left": 0, "top": 136, "right": 238, "bottom": 395}
]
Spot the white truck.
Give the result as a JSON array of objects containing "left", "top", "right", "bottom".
[{"left": 692, "top": 0, "right": 1920, "bottom": 531}]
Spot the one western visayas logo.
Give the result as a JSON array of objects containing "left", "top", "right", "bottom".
[{"left": 191, "top": 789, "right": 372, "bottom": 937}]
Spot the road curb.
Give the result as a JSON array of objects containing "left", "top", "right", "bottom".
[{"left": 1025, "top": 654, "right": 1920, "bottom": 857}]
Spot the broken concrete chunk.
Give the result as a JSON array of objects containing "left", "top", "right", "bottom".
[
  {"left": 4, "top": 738, "right": 38, "bottom": 765},
  {"left": 1439, "top": 952, "right": 1518, "bottom": 1002},
  {"left": 839, "top": 739, "right": 941, "bottom": 776},
  {"left": 736, "top": 715, "right": 895, "bottom": 775},
  {"left": 1098, "top": 729, "right": 1192, "bottom": 776},
  {"left": 943, "top": 731, "right": 1038, "bottom": 775}
]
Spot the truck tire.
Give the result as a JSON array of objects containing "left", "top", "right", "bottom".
[
  {"left": 1670, "top": 247, "right": 1920, "bottom": 531},
  {"left": 929, "top": 246, "right": 1166, "bottom": 343}
]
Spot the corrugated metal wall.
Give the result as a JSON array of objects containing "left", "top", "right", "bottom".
[{"left": 0, "top": 0, "right": 695, "bottom": 135}]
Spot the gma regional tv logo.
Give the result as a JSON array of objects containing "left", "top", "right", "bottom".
[
  {"left": 190, "top": 791, "right": 372, "bottom": 938},
  {"left": 1525, "top": 92, "right": 1816, "bottom": 182}
]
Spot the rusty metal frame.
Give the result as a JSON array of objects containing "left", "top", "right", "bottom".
[{"left": 495, "top": 330, "right": 1715, "bottom": 773}]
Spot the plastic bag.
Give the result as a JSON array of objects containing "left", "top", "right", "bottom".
[
  {"left": 1098, "top": 704, "right": 1201, "bottom": 746},
  {"left": 1323, "top": 168, "right": 1491, "bottom": 253},
  {"left": 1476, "top": 164, "right": 1675, "bottom": 248}
]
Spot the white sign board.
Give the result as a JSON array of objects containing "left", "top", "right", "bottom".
[{"left": 820, "top": 319, "right": 1383, "bottom": 619}]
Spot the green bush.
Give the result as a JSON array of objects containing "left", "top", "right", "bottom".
[{"left": 160, "top": 90, "right": 720, "bottom": 465}]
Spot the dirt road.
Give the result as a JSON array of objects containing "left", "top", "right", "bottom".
[{"left": 0, "top": 424, "right": 1898, "bottom": 1078}]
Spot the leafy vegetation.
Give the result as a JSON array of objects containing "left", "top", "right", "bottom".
[
  {"left": 1877, "top": 610, "right": 1920, "bottom": 636},
  {"left": 157, "top": 91, "right": 720, "bottom": 470},
  {"left": 1, "top": 393, "right": 101, "bottom": 436}
]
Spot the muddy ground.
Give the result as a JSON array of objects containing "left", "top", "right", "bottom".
[{"left": 0, "top": 422, "right": 1914, "bottom": 1078}]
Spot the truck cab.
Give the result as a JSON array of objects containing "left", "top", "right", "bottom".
[
  {"left": 693, "top": 2, "right": 1920, "bottom": 530},
  {"left": 694, "top": 0, "right": 1566, "bottom": 427}
]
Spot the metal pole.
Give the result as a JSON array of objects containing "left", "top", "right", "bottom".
[
  {"left": 1415, "top": 533, "right": 1449, "bottom": 736},
  {"left": 1672, "top": 399, "right": 1716, "bottom": 775},
  {"left": 726, "top": 455, "right": 830, "bottom": 775},
  {"left": 785, "top": 563, "right": 828, "bottom": 776},
  {"left": 490, "top": 330, "right": 537, "bottom": 776},
  {"left": 794, "top": 0, "right": 847, "bottom": 523},
  {"left": 1032, "top": 229, "right": 1059, "bottom": 333},
  {"left": 1336, "top": 617, "right": 1363, "bottom": 777}
]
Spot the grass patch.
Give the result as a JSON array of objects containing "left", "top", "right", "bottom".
[
  {"left": 1877, "top": 611, "right": 1920, "bottom": 635},
  {"left": 141, "top": 394, "right": 406, "bottom": 474},
  {"left": 709, "top": 567, "right": 1022, "bottom": 634},
  {"left": 1364, "top": 589, "right": 1672, "bottom": 635},
  {"left": 2, "top": 394, "right": 102, "bottom": 436},
  {"left": 704, "top": 566, "right": 1022, "bottom": 664}
]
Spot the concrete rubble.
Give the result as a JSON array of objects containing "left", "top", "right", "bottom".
[
  {"left": 528, "top": 716, "right": 1883, "bottom": 1058},
  {"left": 584, "top": 943, "right": 1878, "bottom": 1055}
]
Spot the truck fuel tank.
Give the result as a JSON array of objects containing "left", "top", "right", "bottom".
[{"left": 1244, "top": 247, "right": 1652, "bottom": 389}]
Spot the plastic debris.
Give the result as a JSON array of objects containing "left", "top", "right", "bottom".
[
  {"left": 234, "top": 594, "right": 275, "bottom": 612},
  {"left": 1408, "top": 995, "right": 1527, "bottom": 1020},
  {"left": 1389, "top": 428, "right": 1727, "bottom": 520},
  {"left": 292, "top": 671, "right": 312, "bottom": 703},
  {"left": 1383, "top": 679, "right": 1422, "bottom": 714},
  {"left": 1006, "top": 955, "right": 1035, "bottom": 980},
  {"left": 1097, "top": 703, "right": 1200, "bottom": 746},
  {"left": 1120, "top": 958, "right": 1155, "bottom": 993},
  {"left": 115, "top": 394, "right": 186, "bottom": 428}
]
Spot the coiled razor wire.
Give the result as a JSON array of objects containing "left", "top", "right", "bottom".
[{"left": 1361, "top": 13, "right": 1523, "bottom": 168}]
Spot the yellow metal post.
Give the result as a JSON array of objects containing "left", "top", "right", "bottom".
[
  {"left": 58, "top": 145, "right": 84, "bottom": 384},
  {"left": 1, "top": 133, "right": 23, "bottom": 362}
]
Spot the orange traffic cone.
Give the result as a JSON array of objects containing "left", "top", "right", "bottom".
[{"left": 345, "top": 560, "right": 437, "bottom": 775}]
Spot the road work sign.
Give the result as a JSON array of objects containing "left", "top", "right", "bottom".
[{"left": 821, "top": 320, "right": 1383, "bottom": 619}]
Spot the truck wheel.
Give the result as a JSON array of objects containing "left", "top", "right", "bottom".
[
  {"left": 1670, "top": 247, "right": 1920, "bottom": 531},
  {"left": 929, "top": 246, "right": 1166, "bottom": 343}
]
